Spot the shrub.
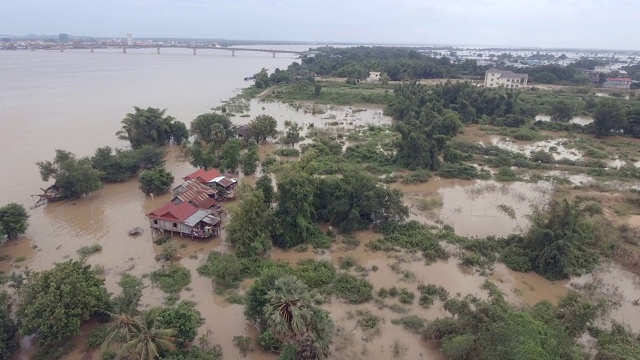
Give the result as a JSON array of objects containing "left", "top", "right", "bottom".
[
  {"left": 391, "top": 315, "right": 427, "bottom": 334},
  {"left": 530, "top": 150, "right": 554, "bottom": 164},
  {"left": 150, "top": 264, "right": 191, "bottom": 293},
  {"left": 197, "top": 252, "right": 263, "bottom": 289},
  {"left": 233, "top": 335, "right": 252, "bottom": 356},
  {"left": 274, "top": 148, "right": 300, "bottom": 157},
  {"left": 438, "top": 163, "right": 480, "bottom": 180},
  {"left": 398, "top": 288, "right": 415, "bottom": 304},
  {"left": 86, "top": 325, "right": 109, "bottom": 349},
  {"left": 258, "top": 330, "right": 283, "bottom": 354},
  {"left": 77, "top": 244, "right": 102, "bottom": 259},
  {"left": 333, "top": 273, "right": 373, "bottom": 304},
  {"left": 495, "top": 167, "right": 520, "bottom": 182},
  {"left": 401, "top": 170, "right": 432, "bottom": 184}
]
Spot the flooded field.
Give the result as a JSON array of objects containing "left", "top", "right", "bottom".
[
  {"left": 535, "top": 114, "right": 594, "bottom": 126},
  {"left": 398, "top": 178, "right": 553, "bottom": 237},
  {"left": 489, "top": 135, "right": 584, "bottom": 161}
]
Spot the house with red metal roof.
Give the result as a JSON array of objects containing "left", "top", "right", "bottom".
[
  {"left": 182, "top": 168, "right": 238, "bottom": 200},
  {"left": 183, "top": 168, "right": 222, "bottom": 184},
  {"left": 146, "top": 201, "right": 221, "bottom": 239}
]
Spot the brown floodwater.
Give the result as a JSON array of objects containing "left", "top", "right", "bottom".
[{"left": 396, "top": 178, "right": 553, "bottom": 237}]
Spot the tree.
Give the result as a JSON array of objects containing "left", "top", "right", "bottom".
[
  {"left": 158, "top": 301, "right": 204, "bottom": 344},
  {"left": 91, "top": 146, "right": 139, "bottom": 183},
  {"left": 161, "top": 240, "right": 179, "bottom": 264},
  {"left": 314, "top": 83, "right": 322, "bottom": 97},
  {"left": 170, "top": 121, "right": 189, "bottom": 145},
  {"left": 594, "top": 99, "right": 626, "bottom": 137},
  {"left": 264, "top": 275, "right": 334, "bottom": 359},
  {"left": 241, "top": 140, "right": 260, "bottom": 175},
  {"left": 135, "top": 145, "right": 166, "bottom": 170},
  {"left": 381, "top": 73, "right": 391, "bottom": 86},
  {"left": 0, "top": 203, "right": 29, "bottom": 240},
  {"left": 226, "top": 191, "right": 273, "bottom": 258},
  {"left": 550, "top": 100, "right": 574, "bottom": 122},
  {"left": 210, "top": 123, "right": 227, "bottom": 157},
  {"left": 189, "top": 113, "right": 234, "bottom": 145},
  {"left": 285, "top": 123, "right": 302, "bottom": 149},
  {"left": 17, "top": 260, "right": 110, "bottom": 346},
  {"left": 0, "top": 291, "right": 18, "bottom": 360},
  {"left": 255, "top": 68, "right": 271, "bottom": 89},
  {"left": 272, "top": 171, "right": 319, "bottom": 249},
  {"left": 117, "top": 107, "right": 183, "bottom": 149},
  {"left": 37, "top": 149, "right": 103, "bottom": 199},
  {"left": 220, "top": 139, "right": 242, "bottom": 173},
  {"left": 114, "top": 309, "right": 177, "bottom": 360},
  {"left": 139, "top": 167, "right": 175, "bottom": 196},
  {"left": 187, "top": 140, "right": 219, "bottom": 170},
  {"left": 255, "top": 175, "right": 275, "bottom": 207},
  {"left": 247, "top": 115, "right": 278, "bottom": 142}
]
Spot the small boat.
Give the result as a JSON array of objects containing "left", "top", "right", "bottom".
[{"left": 128, "top": 227, "right": 144, "bottom": 236}]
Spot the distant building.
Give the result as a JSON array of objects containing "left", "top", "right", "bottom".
[
  {"left": 59, "top": 33, "right": 69, "bottom": 43},
  {"left": 594, "top": 64, "right": 612, "bottom": 73},
  {"left": 603, "top": 78, "right": 631, "bottom": 90},
  {"left": 367, "top": 72, "right": 381, "bottom": 82},
  {"left": 126, "top": 33, "right": 133, "bottom": 45},
  {"left": 484, "top": 68, "right": 528, "bottom": 88}
]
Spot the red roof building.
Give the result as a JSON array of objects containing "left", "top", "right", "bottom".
[
  {"left": 183, "top": 168, "right": 222, "bottom": 184},
  {"left": 146, "top": 202, "right": 198, "bottom": 222}
]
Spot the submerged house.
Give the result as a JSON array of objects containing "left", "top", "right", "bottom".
[
  {"left": 183, "top": 168, "right": 238, "bottom": 200},
  {"left": 146, "top": 201, "right": 221, "bottom": 239},
  {"left": 171, "top": 179, "right": 222, "bottom": 215}
]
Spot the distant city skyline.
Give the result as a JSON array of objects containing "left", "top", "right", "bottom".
[{"left": 1, "top": 0, "right": 639, "bottom": 50}]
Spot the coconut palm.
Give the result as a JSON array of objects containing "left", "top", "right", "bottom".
[
  {"left": 117, "top": 309, "right": 177, "bottom": 360},
  {"left": 210, "top": 123, "right": 227, "bottom": 156}
]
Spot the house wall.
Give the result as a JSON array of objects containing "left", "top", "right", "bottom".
[
  {"left": 149, "top": 218, "right": 192, "bottom": 234},
  {"left": 484, "top": 72, "right": 528, "bottom": 88}
]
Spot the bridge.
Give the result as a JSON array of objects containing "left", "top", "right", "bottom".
[{"left": 36, "top": 44, "right": 309, "bottom": 58}]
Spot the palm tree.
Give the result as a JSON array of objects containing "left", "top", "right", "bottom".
[
  {"left": 116, "top": 107, "right": 174, "bottom": 149},
  {"left": 210, "top": 123, "right": 227, "bottom": 156},
  {"left": 118, "top": 309, "right": 177, "bottom": 360},
  {"left": 263, "top": 275, "right": 334, "bottom": 359},
  {"left": 102, "top": 308, "right": 177, "bottom": 360}
]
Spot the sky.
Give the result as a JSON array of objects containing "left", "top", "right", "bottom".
[{"left": 1, "top": 0, "right": 639, "bottom": 49}]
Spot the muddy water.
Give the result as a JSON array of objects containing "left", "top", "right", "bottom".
[
  {"left": 535, "top": 114, "right": 594, "bottom": 126},
  {"left": 396, "top": 178, "right": 553, "bottom": 237},
  {"left": 488, "top": 136, "right": 584, "bottom": 161},
  {"left": 232, "top": 100, "right": 391, "bottom": 137}
]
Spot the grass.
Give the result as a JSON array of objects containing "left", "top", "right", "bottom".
[
  {"left": 265, "top": 81, "right": 395, "bottom": 106},
  {"left": 414, "top": 196, "right": 444, "bottom": 212}
]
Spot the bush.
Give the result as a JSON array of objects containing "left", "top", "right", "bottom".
[
  {"left": 529, "top": 150, "right": 554, "bottom": 164},
  {"left": 158, "top": 301, "right": 204, "bottom": 343},
  {"left": 274, "top": 148, "right": 300, "bottom": 157},
  {"left": 197, "top": 252, "right": 263, "bottom": 289},
  {"left": 369, "top": 221, "right": 447, "bottom": 261},
  {"left": 437, "top": 163, "right": 480, "bottom": 180},
  {"left": 150, "top": 264, "right": 191, "bottom": 293},
  {"left": 495, "top": 167, "right": 520, "bottom": 182},
  {"left": 401, "top": 170, "right": 432, "bottom": 184},
  {"left": 398, "top": 288, "right": 415, "bottom": 304},
  {"left": 77, "top": 244, "right": 102, "bottom": 259},
  {"left": 391, "top": 315, "right": 427, "bottom": 334},
  {"left": 86, "top": 325, "right": 109, "bottom": 349},
  {"left": 258, "top": 330, "right": 283, "bottom": 354},
  {"left": 233, "top": 335, "right": 252, "bottom": 356},
  {"left": 332, "top": 273, "right": 373, "bottom": 304},
  {"left": 294, "top": 259, "right": 337, "bottom": 291}
]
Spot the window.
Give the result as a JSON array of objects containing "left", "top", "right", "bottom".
[
  {"left": 153, "top": 220, "right": 158, "bottom": 225},
  {"left": 173, "top": 223, "right": 178, "bottom": 228}
]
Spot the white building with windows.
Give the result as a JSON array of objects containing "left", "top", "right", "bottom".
[
  {"left": 126, "top": 33, "right": 133, "bottom": 45},
  {"left": 484, "top": 68, "right": 528, "bottom": 88}
]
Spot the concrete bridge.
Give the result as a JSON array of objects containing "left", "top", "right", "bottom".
[{"left": 42, "top": 44, "right": 308, "bottom": 57}]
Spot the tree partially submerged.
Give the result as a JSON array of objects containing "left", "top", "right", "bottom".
[
  {"left": 117, "top": 107, "right": 186, "bottom": 149},
  {"left": 139, "top": 167, "right": 175, "bottom": 196},
  {"left": 0, "top": 203, "right": 29, "bottom": 240},
  {"left": 37, "top": 149, "right": 103, "bottom": 199},
  {"left": 17, "top": 260, "right": 110, "bottom": 346}
]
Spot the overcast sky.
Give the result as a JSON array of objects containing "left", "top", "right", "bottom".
[{"left": 1, "top": 0, "right": 638, "bottom": 49}]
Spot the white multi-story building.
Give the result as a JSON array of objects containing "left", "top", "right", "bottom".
[
  {"left": 603, "top": 78, "right": 632, "bottom": 89},
  {"left": 126, "top": 33, "right": 133, "bottom": 45},
  {"left": 484, "top": 68, "right": 529, "bottom": 88}
]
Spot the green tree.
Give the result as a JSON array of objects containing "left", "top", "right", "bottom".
[
  {"left": 161, "top": 240, "right": 179, "bottom": 264},
  {"left": 187, "top": 140, "right": 219, "bottom": 170},
  {"left": 37, "top": 149, "right": 103, "bottom": 199},
  {"left": 313, "top": 83, "right": 322, "bottom": 97},
  {"left": 272, "top": 171, "right": 319, "bottom": 249},
  {"left": 285, "top": 123, "right": 302, "bottom": 149},
  {"left": 139, "top": 167, "right": 175, "bottom": 196},
  {"left": 254, "top": 68, "right": 271, "bottom": 89},
  {"left": 381, "top": 73, "right": 391, "bottom": 86},
  {"left": 170, "top": 121, "right": 189, "bottom": 145},
  {"left": 189, "top": 113, "right": 234, "bottom": 145},
  {"left": 135, "top": 145, "right": 166, "bottom": 170},
  {"left": 210, "top": 123, "right": 227, "bottom": 156},
  {"left": 91, "top": 146, "right": 139, "bottom": 183},
  {"left": 550, "top": 100, "right": 574, "bottom": 122},
  {"left": 594, "top": 99, "right": 626, "bottom": 137},
  {"left": 247, "top": 115, "right": 278, "bottom": 142},
  {"left": 255, "top": 175, "right": 275, "bottom": 207},
  {"left": 226, "top": 191, "right": 273, "bottom": 258},
  {"left": 17, "top": 260, "right": 110, "bottom": 346},
  {"left": 117, "top": 107, "right": 181, "bottom": 149},
  {"left": 158, "top": 301, "right": 204, "bottom": 344},
  {"left": 241, "top": 140, "right": 260, "bottom": 175},
  {"left": 0, "top": 203, "right": 29, "bottom": 240},
  {"left": 244, "top": 266, "right": 292, "bottom": 324},
  {"left": 264, "top": 275, "right": 334, "bottom": 359},
  {"left": 220, "top": 139, "right": 242, "bottom": 173},
  {"left": 0, "top": 291, "right": 18, "bottom": 360},
  {"left": 113, "top": 309, "right": 177, "bottom": 360}
]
